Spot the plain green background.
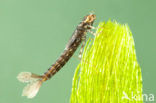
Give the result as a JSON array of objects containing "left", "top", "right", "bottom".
[{"left": 0, "top": 0, "right": 155, "bottom": 103}]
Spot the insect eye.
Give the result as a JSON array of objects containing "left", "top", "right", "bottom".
[{"left": 84, "top": 14, "right": 96, "bottom": 24}]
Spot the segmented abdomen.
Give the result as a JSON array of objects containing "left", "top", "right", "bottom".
[{"left": 42, "top": 31, "right": 84, "bottom": 81}]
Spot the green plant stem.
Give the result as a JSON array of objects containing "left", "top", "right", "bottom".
[{"left": 70, "top": 21, "right": 143, "bottom": 103}]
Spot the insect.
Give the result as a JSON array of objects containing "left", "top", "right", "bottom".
[{"left": 17, "top": 14, "right": 96, "bottom": 98}]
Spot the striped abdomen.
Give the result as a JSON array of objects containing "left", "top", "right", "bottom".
[{"left": 42, "top": 30, "right": 85, "bottom": 81}]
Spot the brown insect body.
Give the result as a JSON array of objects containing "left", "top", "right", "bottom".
[
  {"left": 17, "top": 14, "right": 96, "bottom": 98},
  {"left": 42, "top": 14, "right": 96, "bottom": 81}
]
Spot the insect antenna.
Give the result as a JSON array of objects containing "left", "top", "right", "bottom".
[{"left": 17, "top": 72, "right": 43, "bottom": 98}]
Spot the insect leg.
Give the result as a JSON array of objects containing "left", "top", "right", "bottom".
[
  {"left": 78, "top": 36, "right": 86, "bottom": 59},
  {"left": 88, "top": 25, "right": 97, "bottom": 30},
  {"left": 88, "top": 25, "right": 103, "bottom": 30},
  {"left": 87, "top": 30, "right": 97, "bottom": 36},
  {"left": 87, "top": 28, "right": 103, "bottom": 37}
]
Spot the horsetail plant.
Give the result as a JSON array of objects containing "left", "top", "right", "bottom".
[{"left": 70, "top": 20, "right": 143, "bottom": 103}]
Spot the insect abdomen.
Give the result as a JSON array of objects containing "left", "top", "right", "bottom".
[{"left": 42, "top": 36, "right": 82, "bottom": 81}]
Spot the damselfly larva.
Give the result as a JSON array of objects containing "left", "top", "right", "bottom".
[{"left": 17, "top": 14, "right": 96, "bottom": 98}]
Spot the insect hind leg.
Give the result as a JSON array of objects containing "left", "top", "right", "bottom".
[{"left": 78, "top": 40, "right": 86, "bottom": 59}]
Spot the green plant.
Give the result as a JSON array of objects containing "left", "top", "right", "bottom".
[{"left": 70, "top": 20, "right": 143, "bottom": 103}]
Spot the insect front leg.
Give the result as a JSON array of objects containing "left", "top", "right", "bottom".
[
  {"left": 87, "top": 28, "right": 103, "bottom": 37},
  {"left": 87, "top": 30, "right": 97, "bottom": 36},
  {"left": 87, "top": 25, "right": 97, "bottom": 30},
  {"left": 86, "top": 25, "right": 103, "bottom": 37}
]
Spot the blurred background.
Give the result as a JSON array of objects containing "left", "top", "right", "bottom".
[{"left": 0, "top": 0, "right": 155, "bottom": 103}]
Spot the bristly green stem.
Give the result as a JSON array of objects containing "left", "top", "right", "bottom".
[{"left": 70, "top": 20, "right": 143, "bottom": 103}]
